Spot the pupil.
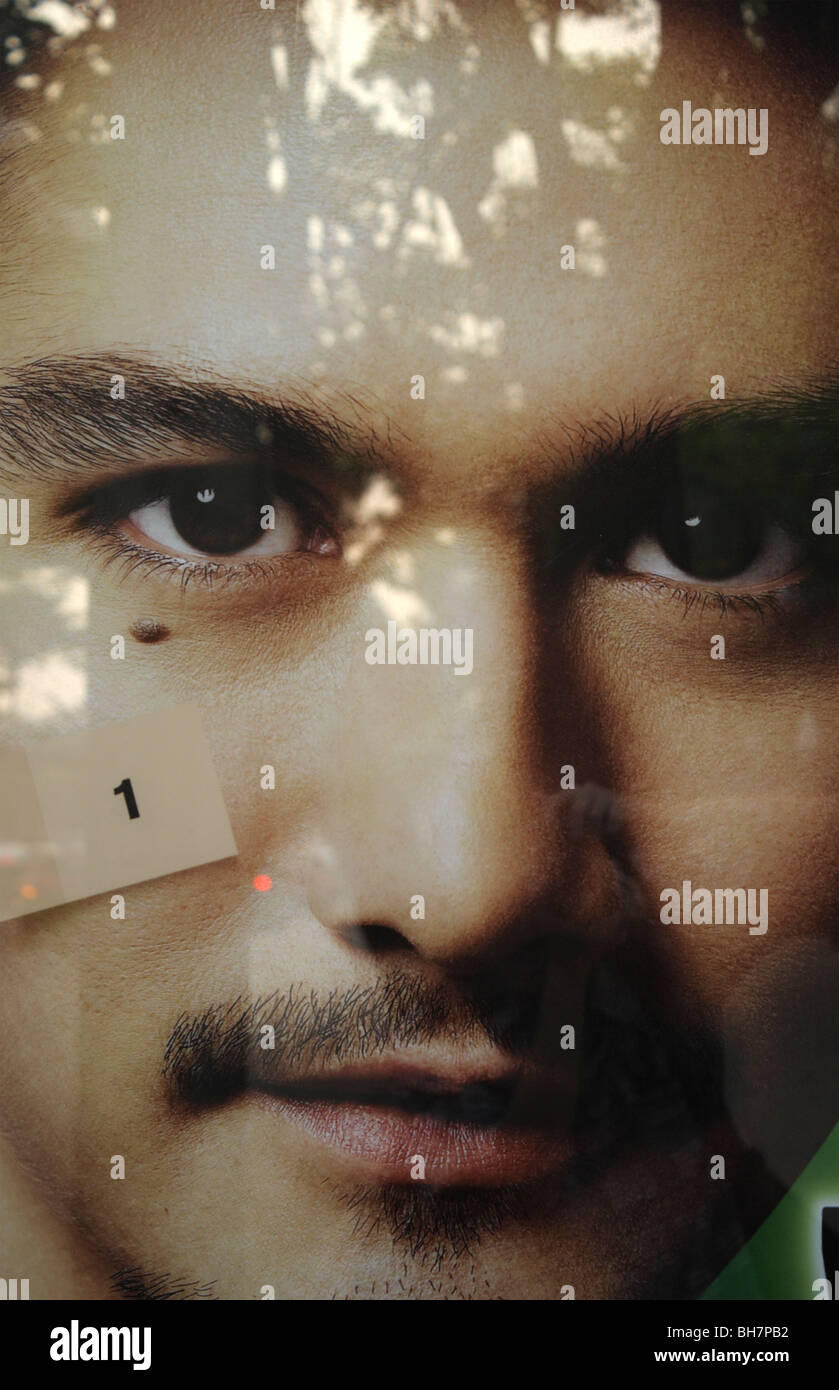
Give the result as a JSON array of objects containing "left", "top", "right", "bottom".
[
  {"left": 657, "top": 484, "right": 761, "bottom": 581},
  {"left": 169, "top": 471, "right": 269, "bottom": 555}
]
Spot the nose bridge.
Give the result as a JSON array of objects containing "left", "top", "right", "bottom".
[{"left": 310, "top": 536, "right": 564, "bottom": 953}]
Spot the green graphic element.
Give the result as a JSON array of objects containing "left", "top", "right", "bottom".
[{"left": 703, "top": 1123, "right": 839, "bottom": 1300}]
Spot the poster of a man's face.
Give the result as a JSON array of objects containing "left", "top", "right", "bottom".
[{"left": 0, "top": 0, "right": 837, "bottom": 1310}]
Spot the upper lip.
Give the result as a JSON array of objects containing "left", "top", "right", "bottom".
[{"left": 252, "top": 1053, "right": 549, "bottom": 1127}]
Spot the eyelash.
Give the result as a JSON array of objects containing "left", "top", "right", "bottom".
[
  {"left": 69, "top": 464, "right": 339, "bottom": 591},
  {"left": 589, "top": 478, "right": 835, "bottom": 620},
  {"left": 593, "top": 549, "right": 835, "bottom": 628},
  {"left": 68, "top": 465, "right": 836, "bottom": 621},
  {"left": 85, "top": 531, "right": 323, "bottom": 593},
  {"left": 626, "top": 573, "right": 788, "bottom": 619}
]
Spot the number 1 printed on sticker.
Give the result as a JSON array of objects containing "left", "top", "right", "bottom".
[{"left": 114, "top": 778, "right": 140, "bottom": 820}]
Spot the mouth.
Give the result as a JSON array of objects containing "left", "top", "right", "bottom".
[{"left": 249, "top": 1057, "right": 573, "bottom": 1186}]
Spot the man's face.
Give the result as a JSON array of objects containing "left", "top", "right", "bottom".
[{"left": 0, "top": 0, "right": 837, "bottom": 1300}]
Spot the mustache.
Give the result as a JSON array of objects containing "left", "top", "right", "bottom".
[
  {"left": 161, "top": 952, "right": 726, "bottom": 1159},
  {"left": 162, "top": 970, "right": 541, "bottom": 1107}
]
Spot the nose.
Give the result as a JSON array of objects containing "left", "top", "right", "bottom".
[{"left": 307, "top": 534, "right": 620, "bottom": 968}]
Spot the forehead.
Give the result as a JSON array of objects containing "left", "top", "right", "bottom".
[{"left": 2, "top": 0, "right": 838, "bottom": 476}]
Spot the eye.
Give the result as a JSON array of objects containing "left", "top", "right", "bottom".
[
  {"left": 621, "top": 481, "right": 806, "bottom": 588},
  {"left": 97, "top": 465, "right": 338, "bottom": 562}
]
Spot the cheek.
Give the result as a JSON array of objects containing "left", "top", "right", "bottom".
[
  {"left": 577, "top": 600, "right": 839, "bottom": 975},
  {"left": 0, "top": 929, "right": 90, "bottom": 1186},
  {"left": 592, "top": 667, "right": 839, "bottom": 1179},
  {"left": 0, "top": 892, "right": 210, "bottom": 1215},
  {"left": 606, "top": 686, "right": 839, "bottom": 1009}
]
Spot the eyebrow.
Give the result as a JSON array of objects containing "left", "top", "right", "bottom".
[
  {"left": 0, "top": 353, "right": 401, "bottom": 493},
  {"left": 527, "top": 370, "right": 839, "bottom": 526},
  {"left": 0, "top": 354, "right": 835, "bottom": 504},
  {"left": 550, "top": 370, "right": 839, "bottom": 486}
]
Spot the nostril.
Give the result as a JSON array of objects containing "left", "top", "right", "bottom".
[{"left": 341, "top": 922, "right": 414, "bottom": 955}]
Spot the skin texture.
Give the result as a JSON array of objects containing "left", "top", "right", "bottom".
[{"left": 0, "top": 0, "right": 837, "bottom": 1300}]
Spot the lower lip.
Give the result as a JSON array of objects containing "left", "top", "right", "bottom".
[{"left": 253, "top": 1095, "right": 570, "bottom": 1186}]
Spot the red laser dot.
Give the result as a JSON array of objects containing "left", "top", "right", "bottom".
[{"left": 253, "top": 875, "right": 272, "bottom": 892}]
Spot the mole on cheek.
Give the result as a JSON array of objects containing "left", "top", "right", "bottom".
[{"left": 129, "top": 619, "right": 172, "bottom": 644}]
